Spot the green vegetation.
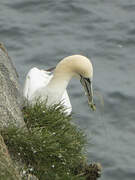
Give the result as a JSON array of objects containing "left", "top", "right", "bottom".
[{"left": 1, "top": 102, "right": 88, "bottom": 180}]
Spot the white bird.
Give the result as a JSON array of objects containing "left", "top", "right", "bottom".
[{"left": 23, "top": 55, "right": 95, "bottom": 114}]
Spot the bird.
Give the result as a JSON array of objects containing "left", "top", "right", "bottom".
[{"left": 23, "top": 55, "right": 96, "bottom": 114}]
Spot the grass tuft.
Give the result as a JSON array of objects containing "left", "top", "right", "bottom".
[{"left": 1, "top": 102, "right": 87, "bottom": 179}]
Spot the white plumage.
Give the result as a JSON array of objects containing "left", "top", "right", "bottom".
[{"left": 23, "top": 67, "right": 72, "bottom": 114}]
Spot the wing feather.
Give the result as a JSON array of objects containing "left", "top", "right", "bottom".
[{"left": 23, "top": 67, "right": 72, "bottom": 114}]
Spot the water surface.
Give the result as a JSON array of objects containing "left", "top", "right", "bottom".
[{"left": 0, "top": 1, "right": 135, "bottom": 179}]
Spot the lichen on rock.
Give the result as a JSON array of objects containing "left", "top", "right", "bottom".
[{"left": 0, "top": 43, "right": 25, "bottom": 128}]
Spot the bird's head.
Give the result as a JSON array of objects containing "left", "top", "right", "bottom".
[
  {"left": 72, "top": 55, "right": 96, "bottom": 111},
  {"left": 56, "top": 55, "right": 96, "bottom": 111}
]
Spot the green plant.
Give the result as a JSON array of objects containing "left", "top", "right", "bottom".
[{"left": 1, "top": 102, "right": 87, "bottom": 180}]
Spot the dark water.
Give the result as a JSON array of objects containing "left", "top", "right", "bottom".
[{"left": 0, "top": 0, "right": 135, "bottom": 179}]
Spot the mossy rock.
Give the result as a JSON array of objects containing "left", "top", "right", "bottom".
[
  {"left": 1, "top": 102, "right": 102, "bottom": 180},
  {"left": 0, "top": 135, "right": 21, "bottom": 180},
  {"left": 1, "top": 102, "right": 86, "bottom": 179}
]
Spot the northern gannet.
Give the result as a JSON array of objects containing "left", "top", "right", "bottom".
[{"left": 23, "top": 55, "right": 95, "bottom": 114}]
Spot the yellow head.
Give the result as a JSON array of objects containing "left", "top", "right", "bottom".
[{"left": 54, "top": 55, "right": 95, "bottom": 111}]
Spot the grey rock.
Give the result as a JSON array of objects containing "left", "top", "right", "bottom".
[
  {"left": 0, "top": 44, "right": 39, "bottom": 180},
  {"left": 0, "top": 134, "right": 21, "bottom": 180},
  {"left": 0, "top": 44, "right": 25, "bottom": 128}
]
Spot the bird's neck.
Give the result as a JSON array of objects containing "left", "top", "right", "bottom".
[
  {"left": 46, "top": 59, "right": 75, "bottom": 102},
  {"left": 47, "top": 72, "right": 72, "bottom": 95}
]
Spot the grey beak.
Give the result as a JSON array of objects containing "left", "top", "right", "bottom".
[{"left": 80, "top": 76, "right": 96, "bottom": 111}]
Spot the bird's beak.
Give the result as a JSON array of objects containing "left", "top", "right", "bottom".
[{"left": 80, "top": 76, "right": 96, "bottom": 111}]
